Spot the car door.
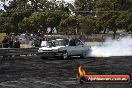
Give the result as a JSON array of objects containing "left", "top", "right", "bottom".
[
  {"left": 75, "top": 39, "right": 84, "bottom": 55},
  {"left": 67, "top": 39, "right": 77, "bottom": 55}
]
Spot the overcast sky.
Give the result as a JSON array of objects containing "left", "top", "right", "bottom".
[{"left": 0, "top": 0, "right": 75, "bottom": 10}]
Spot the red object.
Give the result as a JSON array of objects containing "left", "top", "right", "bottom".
[{"left": 77, "top": 66, "right": 130, "bottom": 84}]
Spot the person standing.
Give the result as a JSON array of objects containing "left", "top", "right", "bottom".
[
  {"left": 9, "top": 37, "right": 14, "bottom": 48},
  {"left": 14, "top": 38, "right": 20, "bottom": 48},
  {"left": 28, "top": 38, "right": 33, "bottom": 48},
  {"left": 2, "top": 36, "right": 9, "bottom": 48}
]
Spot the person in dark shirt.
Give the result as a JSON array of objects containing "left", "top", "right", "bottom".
[
  {"left": 2, "top": 36, "right": 9, "bottom": 48},
  {"left": 14, "top": 38, "right": 20, "bottom": 48},
  {"left": 9, "top": 37, "right": 14, "bottom": 48}
]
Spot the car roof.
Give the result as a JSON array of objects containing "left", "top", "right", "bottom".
[
  {"left": 55, "top": 39, "right": 65, "bottom": 40},
  {"left": 51, "top": 38, "right": 81, "bottom": 42}
]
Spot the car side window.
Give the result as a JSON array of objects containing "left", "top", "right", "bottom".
[
  {"left": 69, "top": 40, "right": 76, "bottom": 46},
  {"left": 75, "top": 40, "right": 83, "bottom": 46}
]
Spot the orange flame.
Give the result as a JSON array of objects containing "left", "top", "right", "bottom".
[{"left": 78, "top": 66, "right": 86, "bottom": 76}]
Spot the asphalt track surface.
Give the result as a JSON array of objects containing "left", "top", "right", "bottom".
[{"left": 0, "top": 56, "right": 132, "bottom": 88}]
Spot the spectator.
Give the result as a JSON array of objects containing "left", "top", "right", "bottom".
[
  {"left": 34, "top": 35, "right": 41, "bottom": 47},
  {"left": 25, "top": 33, "right": 30, "bottom": 44},
  {"left": 14, "top": 38, "right": 20, "bottom": 48},
  {"left": 9, "top": 37, "right": 14, "bottom": 48},
  {"left": 2, "top": 36, "right": 9, "bottom": 48},
  {"left": 28, "top": 38, "right": 33, "bottom": 48},
  {"left": 38, "top": 36, "right": 42, "bottom": 47},
  {"left": 34, "top": 35, "right": 39, "bottom": 47}
]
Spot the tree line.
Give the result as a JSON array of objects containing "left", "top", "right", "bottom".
[{"left": 0, "top": 0, "right": 132, "bottom": 36}]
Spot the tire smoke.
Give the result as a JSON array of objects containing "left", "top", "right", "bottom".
[{"left": 90, "top": 36, "right": 132, "bottom": 57}]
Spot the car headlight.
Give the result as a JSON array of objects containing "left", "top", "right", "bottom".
[{"left": 38, "top": 49, "right": 43, "bottom": 52}]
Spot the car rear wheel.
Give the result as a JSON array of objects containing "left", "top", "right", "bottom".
[
  {"left": 61, "top": 51, "right": 68, "bottom": 59},
  {"left": 81, "top": 51, "right": 87, "bottom": 59}
]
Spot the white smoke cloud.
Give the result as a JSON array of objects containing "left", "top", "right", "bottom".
[{"left": 90, "top": 36, "right": 132, "bottom": 57}]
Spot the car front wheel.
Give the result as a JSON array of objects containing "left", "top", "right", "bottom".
[{"left": 61, "top": 51, "right": 68, "bottom": 59}]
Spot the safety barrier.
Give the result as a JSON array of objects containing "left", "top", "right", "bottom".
[{"left": 0, "top": 48, "right": 39, "bottom": 58}]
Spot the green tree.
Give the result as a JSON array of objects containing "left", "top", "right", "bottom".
[
  {"left": 78, "top": 15, "right": 96, "bottom": 35},
  {"left": 95, "top": 0, "right": 132, "bottom": 38},
  {"left": 116, "top": 0, "right": 132, "bottom": 10},
  {"left": 0, "top": 0, "right": 33, "bottom": 33},
  {"left": 74, "top": 0, "right": 95, "bottom": 16},
  {"left": 59, "top": 16, "right": 79, "bottom": 34},
  {"left": 19, "top": 12, "right": 48, "bottom": 32},
  {"left": 46, "top": 11, "right": 65, "bottom": 34},
  {"left": 96, "top": 0, "right": 116, "bottom": 11}
]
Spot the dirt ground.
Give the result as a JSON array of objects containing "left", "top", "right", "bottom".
[{"left": 0, "top": 56, "right": 132, "bottom": 88}]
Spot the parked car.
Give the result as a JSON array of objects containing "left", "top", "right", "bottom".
[{"left": 38, "top": 38, "right": 91, "bottom": 59}]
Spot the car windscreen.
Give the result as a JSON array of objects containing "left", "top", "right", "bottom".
[
  {"left": 47, "top": 41, "right": 55, "bottom": 46},
  {"left": 53, "top": 39, "right": 69, "bottom": 46}
]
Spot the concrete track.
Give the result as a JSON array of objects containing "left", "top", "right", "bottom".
[{"left": 0, "top": 56, "right": 132, "bottom": 88}]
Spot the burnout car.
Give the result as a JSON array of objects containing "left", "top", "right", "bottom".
[{"left": 38, "top": 38, "right": 91, "bottom": 59}]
